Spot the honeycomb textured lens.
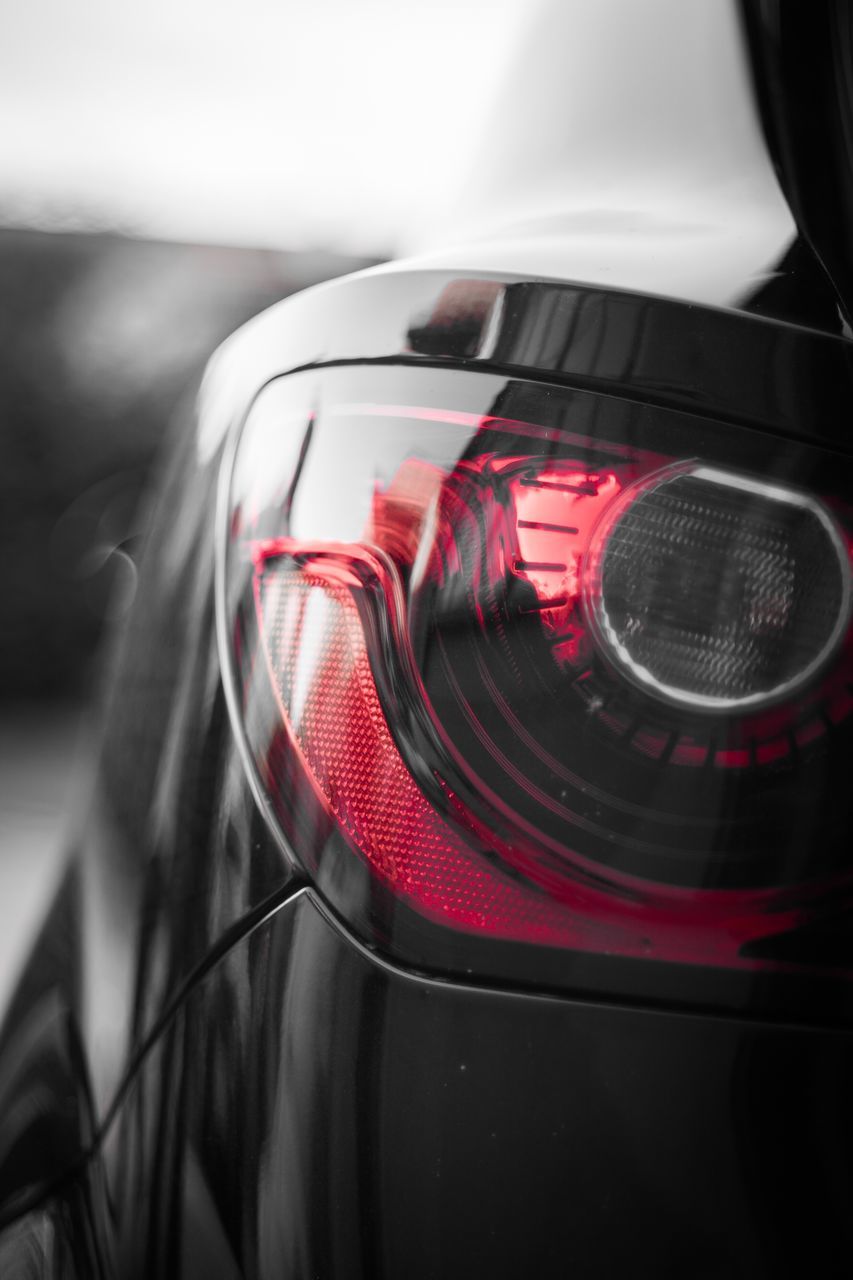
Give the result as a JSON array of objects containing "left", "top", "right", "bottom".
[{"left": 590, "top": 466, "right": 850, "bottom": 709}]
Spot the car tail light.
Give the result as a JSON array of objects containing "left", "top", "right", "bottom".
[{"left": 219, "top": 364, "right": 853, "bottom": 1009}]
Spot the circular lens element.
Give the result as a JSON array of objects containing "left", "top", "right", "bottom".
[{"left": 585, "top": 464, "right": 851, "bottom": 711}]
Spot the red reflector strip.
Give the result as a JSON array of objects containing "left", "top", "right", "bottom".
[{"left": 254, "top": 557, "right": 580, "bottom": 944}]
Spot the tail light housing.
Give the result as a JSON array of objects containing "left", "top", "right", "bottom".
[{"left": 218, "top": 363, "right": 853, "bottom": 1014}]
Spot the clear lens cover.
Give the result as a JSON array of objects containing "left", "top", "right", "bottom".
[
  {"left": 220, "top": 365, "right": 853, "bottom": 994},
  {"left": 586, "top": 463, "right": 850, "bottom": 710}
]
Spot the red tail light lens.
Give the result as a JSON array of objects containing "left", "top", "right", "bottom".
[{"left": 220, "top": 365, "right": 853, "bottom": 1006}]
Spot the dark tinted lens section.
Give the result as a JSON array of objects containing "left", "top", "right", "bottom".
[{"left": 591, "top": 466, "right": 850, "bottom": 708}]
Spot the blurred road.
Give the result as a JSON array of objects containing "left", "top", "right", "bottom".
[{"left": 0, "top": 704, "right": 89, "bottom": 1015}]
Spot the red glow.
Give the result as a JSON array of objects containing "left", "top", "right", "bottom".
[
  {"left": 250, "top": 542, "right": 835, "bottom": 971},
  {"left": 232, "top": 399, "right": 853, "bottom": 982},
  {"left": 363, "top": 458, "right": 446, "bottom": 570},
  {"left": 506, "top": 463, "right": 627, "bottom": 651},
  {"left": 755, "top": 738, "right": 790, "bottom": 765},
  {"left": 632, "top": 729, "right": 669, "bottom": 760},
  {"left": 671, "top": 738, "right": 708, "bottom": 767},
  {"left": 715, "top": 748, "right": 752, "bottom": 770}
]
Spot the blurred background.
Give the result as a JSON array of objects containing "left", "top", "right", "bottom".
[{"left": 0, "top": 0, "right": 532, "bottom": 1005}]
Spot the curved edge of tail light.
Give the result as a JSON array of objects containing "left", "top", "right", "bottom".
[{"left": 212, "top": 271, "right": 853, "bottom": 1022}]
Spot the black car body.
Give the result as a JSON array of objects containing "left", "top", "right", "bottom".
[{"left": 2, "top": 1, "right": 853, "bottom": 1275}]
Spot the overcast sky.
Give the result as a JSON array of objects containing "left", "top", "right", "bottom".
[{"left": 0, "top": 0, "right": 531, "bottom": 255}]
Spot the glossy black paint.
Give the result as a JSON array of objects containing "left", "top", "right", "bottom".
[
  {"left": 0, "top": 863, "right": 98, "bottom": 1230},
  {"left": 742, "top": 0, "right": 853, "bottom": 326},
  {"left": 13, "top": 891, "right": 853, "bottom": 1278},
  {"left": 1, "top": 0, "right": 853, "bottom": 1270}
]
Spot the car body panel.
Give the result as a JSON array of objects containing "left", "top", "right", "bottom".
[
  {"left": 6, "top": 889, "right": 853, "bottom": 1277},
  {"left": 2, "top": 0, "right": 853, "bottom": 1269},
  {"left": 3, "top": 261, "right": 853, "bottom": 1233}
]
